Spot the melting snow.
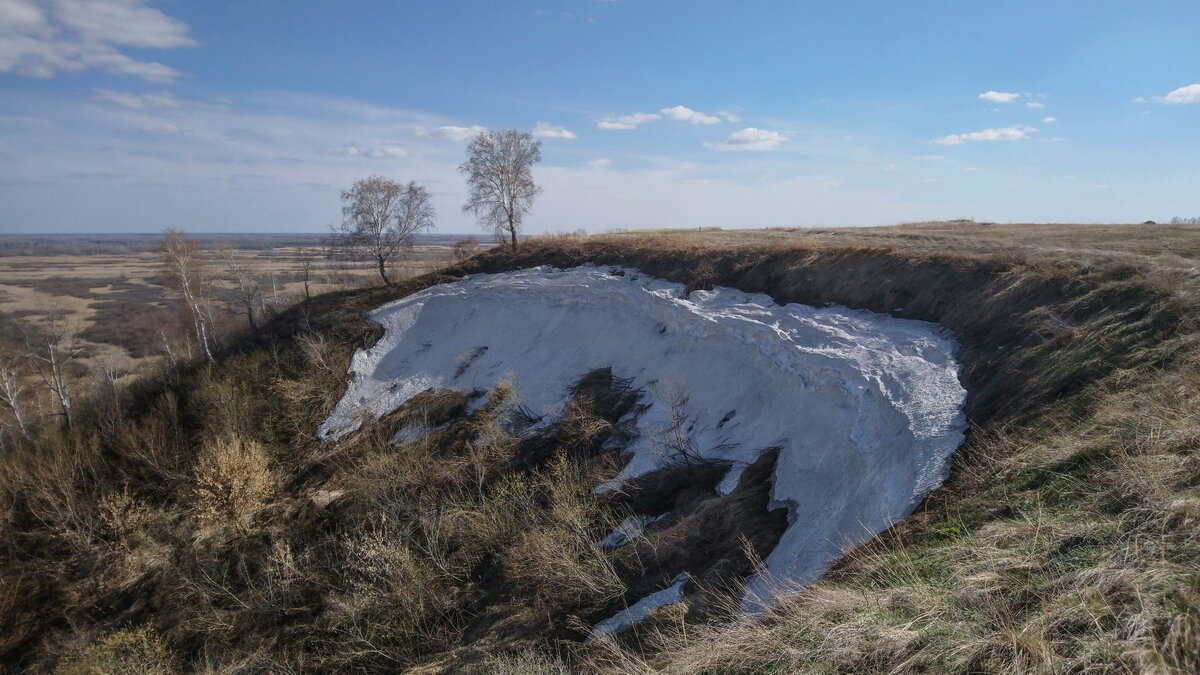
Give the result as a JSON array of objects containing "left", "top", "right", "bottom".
[
  {"left": 586, "top": 573, "right": 691, "bottom": 642},
  {"left": 602, "top": 513, "right": 670, "bottom": 548},
  {"left": 318, "top": 265, "right": 967, "bottom": 602}
]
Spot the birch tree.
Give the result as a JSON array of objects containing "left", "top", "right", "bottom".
[
  {"left": 0, "top": 355, "right": 32, "bottom": 441},
  {"left": 330, "top": 177, "right": 436, "bottom": 286},
  {"left": 160, "top": 229, "right": 216, "bottom": 362},
  {"left": 218, "top": 242, "right": 264, "bottom": 332},
  {"left": 459, "top": 129, "right": 542, "bottom": 251},
  {"left": 23, "top": 312, "right": 82, "bottom": 430}
]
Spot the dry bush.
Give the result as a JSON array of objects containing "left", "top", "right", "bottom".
[
  {"left": 501, "top": 455, "right": 627, "bottom": 613},
  {"left": 505, "top": 526, "right": 625, "bottom": 612},
  {"left": 482, "top": 648, "right": 571, "bottom": 674},
  {"left": 192, "top": 436, "right": 274, "bottom": 533},
  {"left": 96, "top": 487, "right": 153, "bottom": 546},
  {"left": 56, "top": 625, "right": 174, "bottom": 675},
  {"left": 192, "top": 372, "right": 259, "bottom": 440},
  {"left": 0, "top": 431, "right": 104, "bottom": 553},
  {"left": 557, "top": 394, "right": 614, "bottom": 456},
  {"left": 452, "top": 236, "right": 482, "bottom": 261},
  {"left": 332, "top": 523, "right": 466, "bottom": 658},
  {"left": 272, "top": 331, "right": 355, "bottom": 440}
]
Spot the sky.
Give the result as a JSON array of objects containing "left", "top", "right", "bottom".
[{"left": 0, "top": 0, "right": 1197, "bottom": 235}]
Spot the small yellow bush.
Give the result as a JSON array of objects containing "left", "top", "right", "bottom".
[
  {"left": 56, "top": 625, "right": 173, "bottom": 675},
  {"left": 97, "top": 487, "right": 153, "bottom": 545},
  {"left": 192, "top": 436, "right": 274, "bottom": 532}
]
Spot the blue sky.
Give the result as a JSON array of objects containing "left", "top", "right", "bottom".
[{"left": 1, "top": 0, "right": 1197, "bottom": 234}]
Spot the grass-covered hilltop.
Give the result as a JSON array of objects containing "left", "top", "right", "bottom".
[{"left": 2, "top": 222, "right": 1199, "bottom": 673}]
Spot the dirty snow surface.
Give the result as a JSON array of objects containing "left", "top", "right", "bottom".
[{"left": 319, "top": 265, "right": 967, "bottom": 595}]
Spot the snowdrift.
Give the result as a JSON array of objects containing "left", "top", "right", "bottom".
[{"left": 319, "top": 265, "right": 967, "bottom": 602}]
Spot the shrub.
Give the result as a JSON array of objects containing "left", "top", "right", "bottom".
[
  {"left": 482, "top": 648, "right": 570, "bottom": 674},
  {"left": 56, "top": 626, "right": 174, "bottom": 675},
  {"left": 452, "top": 236, "right": 482, "bottom": 261},
  {"left": 96, "top": 487, "right": 153, "bottom": 547},
  {"left": 192, "top": 436, "right": 274, "bottom": 533},
  {"left": 501, "top": 455, "right": 627, "bottom": 612}
]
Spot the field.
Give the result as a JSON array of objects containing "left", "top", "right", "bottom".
[
  {"left": 1, "top": 222, "right": 1198, "bottom": 673},
  {"left": 618, "top": 220, "right": 1200, "bottom": 266},
  {"left": 0, "top": 233, "right": 466, "bottom": 379}
]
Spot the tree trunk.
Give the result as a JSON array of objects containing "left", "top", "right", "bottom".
[
  {"left": 509, "top": 213, "right": 518, "bottom": 251},
  {"left": 377, "top": 257, "right": 392, "bottom": 286},
  {"left": 48, "top": 350, "right": 71, "bottom": 430}
]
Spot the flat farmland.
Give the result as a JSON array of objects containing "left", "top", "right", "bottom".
[{"left": 0, "top": 233, "right": 466, "bottom": 379}]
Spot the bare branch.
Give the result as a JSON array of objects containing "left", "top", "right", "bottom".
[{"left": 218, "top": 242, "right": 265, "bottom": 332}]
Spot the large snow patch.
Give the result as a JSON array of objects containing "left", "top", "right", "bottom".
[{"left": 318, "top": 265, "right": 967, "bottom": 593}]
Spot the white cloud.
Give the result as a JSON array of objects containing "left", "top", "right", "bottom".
[
  {"left": 1042, "top": 116, "right": 1056, "bottom": 123},
  {"left": 0, "top": 0, "right": 195, "bottom": 82},
  {"left": 415, "top": 125, "right": 488, "bottom": 142},
  {"left": 1025, "top": 101, "right": 1044, "bottom": 108},
  {"left": 933, "top": 125, "right": 1037, "bottom": 145},
  {"left": 596, "top": 112, "right": 660, "bottom": 130},
  {"left": 1132, "top": 97, "right": 1148, "bottom": 103},
  {"left": 659, "top": 105, "right": 720, "bottom": 125},
  {"left": 707, "top": 127, "right": 789, "bottom": 151},
  {"left": 532, "top": 122, "right": 577, "bottom": 139},
  {"left": 585, "top": 158, "right": 611, "bottom": 169},
  {"left": 916, "top": 154, "right": 944, "bottom": 160},
  {"left": 93, "top": 87, "right": 182, "bottom": 109},
  {"left": 978, "top": 91, "right": 1021, "bottom": 103},
  {"left": 134, "top": 121, "right": 180, "bottom": 135},
  {"left": 328, "top": 144, "right": 407, "bottom": 159},
  {"left": 719, "top": 110, "right": 741, "bottom": 123},
  {"left": 1162, "top": 83, "right": 1200, "bottom": 104}
]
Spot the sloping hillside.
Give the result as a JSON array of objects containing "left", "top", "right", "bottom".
[{"left": 2, "top": 224, "right": 1196, "bottom": 673}]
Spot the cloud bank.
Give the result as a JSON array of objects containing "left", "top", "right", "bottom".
[
  {"left": 0, "top": 0, "right": 195, "bottom": 82},
  {"left": 933, "top": 125, "right": 1036, "bottom": 145}
]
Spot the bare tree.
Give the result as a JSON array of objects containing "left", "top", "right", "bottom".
[
  {"left": 294, "top": 247, "right": 318, "bottom": 301},
  {"left": 218, "top": 242, "right": 264, "bottom": 332},
  {"left": 0, "top": 354, "right": 33, "bottom": 441},
  {"left": 452, "top": 236, "right": 482, "bottom": 262},
  {"left": 459, "top": 129, "right": 542, "bottom": 251},
  {"left": 330, "top": 176, "right": 436, "bottom": 286},
  {"left": 23, "top": 311, "right": 83, "bottom": 430},
  {"left": 160, "top": 228, "right": 217, "bottom": 362}
]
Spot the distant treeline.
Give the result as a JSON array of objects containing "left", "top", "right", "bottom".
[{"left": 0, "top": 233, "right": 468, "bottom": 257}]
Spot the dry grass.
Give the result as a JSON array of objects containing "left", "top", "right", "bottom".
[
  {"left": 1, "top": 223, "right": 1198, "bottom": 672},
  {"left": 55, "top": 625, "right": 174, "bottom": 675}
]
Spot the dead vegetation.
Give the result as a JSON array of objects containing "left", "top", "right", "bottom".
[{"left": 1, "top": 222, "right": 1198, "bottom": 672}]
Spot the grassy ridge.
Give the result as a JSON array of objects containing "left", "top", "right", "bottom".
[{"left": 2, "top": 224, "right": 1197, "bottom": 672}]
